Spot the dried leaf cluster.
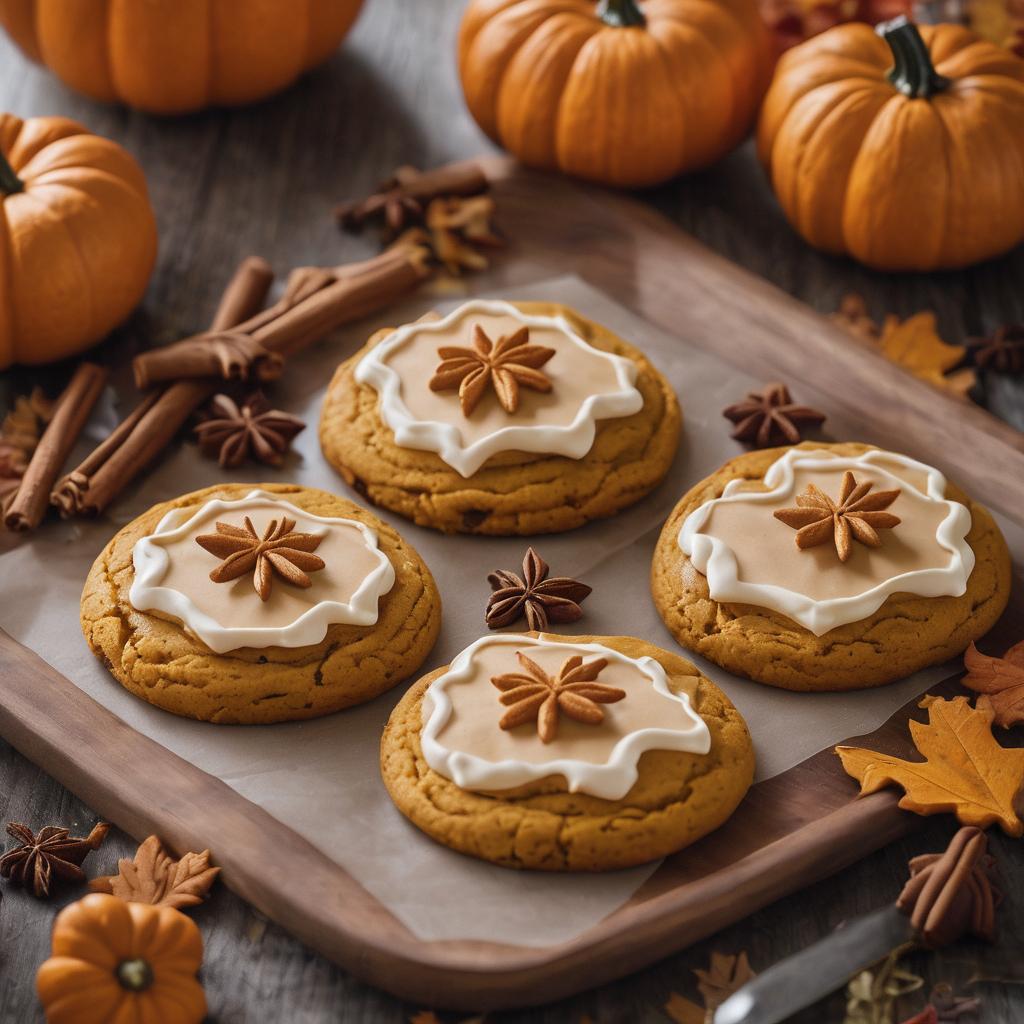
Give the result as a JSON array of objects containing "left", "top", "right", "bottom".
[{"left": 664, "top": 950, "right": 756, "bottom": 1023}]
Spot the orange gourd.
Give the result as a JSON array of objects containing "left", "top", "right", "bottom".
[
  {"left": 36, "top": 893, "right": 206, "bottom": 1024},
  {"left": 758, "top": 17, "right": 1024, "bottom": 271},
  {"left": 458, "top": 0, "right": 774, "bottom": 188},
  {"left": 0, "top": 114, "right": 157, "bottom": 370},
  {"left": 0, "top": 0, "right": 365, "bottom": 115}
]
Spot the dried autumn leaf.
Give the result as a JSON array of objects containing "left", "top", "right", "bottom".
[
  {"left": 844, "top": 948, "right": 923, "bottom": 1024},
  {"left": 695, "top": 950, "right": 756, "bottom": 1011},
  {"left": 836, "top": 696, "right": 1024, "bottom": 837},
  {"left": 877, "top": 312, "right": 975, "bottom": 397},
  {"left": 664, "top": 991, "right": 705, "bottom": 1024},
  {"left": 961, "top": 641, "right": 1024, "bottom": 729},
  {"left": 89, "top": 834, "right": 220, "bottom": 909}
]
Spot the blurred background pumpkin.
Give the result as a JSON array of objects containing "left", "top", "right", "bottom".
[
  {"left": 0, "top": 114, "right": 157, "bottom": 369},
  {"left": 0, "top": 0, "right": 365, "bottom": 115},
  {"left": 757, "top": 17, "right": 1024, "bottom": 270},
  {"left": 458, "top": 0, "right": 774, "bottom": 188}
]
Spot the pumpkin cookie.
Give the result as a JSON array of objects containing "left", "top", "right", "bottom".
[
  {"left": 652, "top": 442, "right": 1011, "bottom": 691},
  {"left": 81, "top": 483, "right": 441, "bottom": 724},
  {"left": 380, "top": 633, "right": 754, "bottom": 871},
  {"left": 319, "top": 300, "right": 680, "bottom": 534}
]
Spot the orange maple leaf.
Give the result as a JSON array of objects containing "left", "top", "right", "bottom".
[
  {"left": 962, "top": 641, "right": 1024, "bottom": 729},
  {"left": 836, "top": 696, "right": 1024, "bottom": 837},
  {"left": 877, "top": 312, "right": 975, "bottom": 397}
]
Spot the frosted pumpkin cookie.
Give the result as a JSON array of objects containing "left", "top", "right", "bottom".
[
  {"left": 319, "top": 300, "right": 680, "bottom": 534},
  {"left": 380, "top": 633, "right": 754, "bottom": 871},
  {"left": 81, "top": 483, "right": 441, "bottom": 724},
  {"left": 652, "top": 442, "right": 1011, "bottom": 691}
]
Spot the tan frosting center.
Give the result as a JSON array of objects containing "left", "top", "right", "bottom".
[
  {"left": 382, "top": 310, "right": 624, "bottom": 443},
  {"left": 697, "top": 462, "right": 952, "bottom": 601},
  {"left": 152, "top": 500, "right": 385, "bottom": 629},
  {"left": 430, "top": 641, "right": 700, "bottom": 768}
]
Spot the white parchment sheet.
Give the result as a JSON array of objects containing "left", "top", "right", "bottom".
[{"left": 2, "top": 276, "right": 1021, "bottom": 946}]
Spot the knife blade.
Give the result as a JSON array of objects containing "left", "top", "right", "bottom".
[{"left": 713, "top": 904, "right": 916, "bottom": 1024}]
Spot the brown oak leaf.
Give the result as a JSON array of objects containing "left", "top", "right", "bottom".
[
  {"left": 961, "top": 641, "right": 1024, "bottom": 729},
  {"left": 836, "top": 696, "right": 1024, "bottom": 837},
  {"left": 89, "top": 834, "right": 220, "bottom": 909},
  {"left": 665, "top": 950, "right": 756, "bottom": 1023}
]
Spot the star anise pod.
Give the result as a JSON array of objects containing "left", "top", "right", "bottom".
[
  {"left": 968, "top": 324, "right": 1024, "bottom": 374},
  {"left": 196, "top": 516, "right": 325, "bottom": 601},
  {"left": 774, "top": 470, "right": 901, "bottom": 562},
  {"left": 429, "top": 324, "right": 555, "bottom": 416},
  {"left": 491, "top": 652, "right": 625, "bottom": 743},
  {"left": 486, "top": 548, "right": 591, "bottom": 631},
  {"left": 0, "top": 821, "right": 109, "bottom": 899},
  {"left": 194, "top": 393, "right": 305, "bottom": 469},
  {"left": 722, "top": 382, "right": 827, "bottom": 448}
]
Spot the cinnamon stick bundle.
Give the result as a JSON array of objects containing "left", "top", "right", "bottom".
[{"left": 5, "top": 363, "right": 108, "bottom": 531}]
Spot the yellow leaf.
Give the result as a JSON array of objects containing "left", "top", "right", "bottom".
[
  {"left": 877, "top": 312, "right": 973, "bottom": 395},
  {"left": 836, "top": 696, "right": 1024, "bottom": 836},
  {"left": 664, "top": 992, "right": 705, "bottom": 1024}
]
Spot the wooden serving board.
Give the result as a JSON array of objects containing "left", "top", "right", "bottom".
[{"left": 2, "top": 157, "right": 1022, "bottom": 1011}]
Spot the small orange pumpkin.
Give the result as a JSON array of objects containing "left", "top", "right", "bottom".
[
  {"left": 36, "top": 892, "right": 206, "bottom": 1024},
  {"left": 0, "top": 114, "right": 157, "bottom": 369},
  {"left": 0, "top": 0, "right": 365, "bottom": 115},
  {"left": 458, "top": 0, "right": 774, "bottom": 188},
  {"left": 758, "top": 17, "right": 1024, "bottom": 271}
]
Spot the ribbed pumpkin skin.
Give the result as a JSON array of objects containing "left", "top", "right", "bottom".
[
  {"left": 0, "top": 114, "right": 157, "bottom": 369},
  {"left": 458, "top": 0, "right": 774, "bottom": 188},
  {"left": 0, "top": 0, "right": 364, "bottom": 114},
  {"left": 758, "top": 23, "right": 1024, "bottom": 271}
]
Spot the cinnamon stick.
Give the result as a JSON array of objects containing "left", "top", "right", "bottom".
[
  {"left": 52, "top": 257, "right": 274, "bottom": 518},
  {"left": 5, "top": 363, "right": 108, "bottom": 531}
]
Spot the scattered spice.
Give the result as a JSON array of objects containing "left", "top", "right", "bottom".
[
  {"left": 843, "top": 947, "right": 924, "bottom": 1024},
  {"left": 425, "top": 195, "right": 503, "bottom": 275},
  {"left": 665, "top": 950, "right": 756, "bottom": 1023},
  {"left": 836, "top": 695, "right": 1024, "bottom": 836},
  {"left": 486, "top": 547, "right": 591, "bottom": 631},
  {"left": 194, "top": 393, "right": 305, "bottom": 469},
  {"left": 961, "top": 641, "right": 1024, "bottom": 729},
  {"left": 429, "top": 324, "right": 554, "bottom": 416},
  {"left": 0, "top": 821, "right": 109, "bottom": 899},
  {"left": 968, "top": 324, "right": 1024, "bottom": 374},
  {"left": 774, "top": 470, "right": 901, "bottom": 562},
  {"left": 491, "top": 652, "right": 624, "bottom": 743},
  {"left": 722, "top": 382, "right": 826, "bottom": 447},
  {"left": 89, "top": 834, "right": 219, "bottom": 910},
  {"left": 196, "top": 517, "right": 326, "bottom": 602},
  {"left": 0, "top": 388, "right": 52, "bottom": 515}
]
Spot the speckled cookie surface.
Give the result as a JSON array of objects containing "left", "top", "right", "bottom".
[
  {"left": 319, "top": 302, "right": 681, "bottom": 535},
  {"left": 81, "top": 483, "right": 441, "bottom": 724},
  {"left": 380, "top": 634, "right": 754, "bottom": 871},
  {"left": 652, "top": 442, "right": 1012, "bottom": 692}
]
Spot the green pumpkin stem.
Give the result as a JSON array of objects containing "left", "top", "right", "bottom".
[
  {"left": 878, "top": 16, "right": 950, "bottom": 98},
  {"left": 0, "top": 151, "right": 23, "bottom": 196},
  {"left": 116, "top": 958, "right": 155, "bottom": 993},
  {"left": 597, "top": 0, "right": 646, "bottom": 28}
]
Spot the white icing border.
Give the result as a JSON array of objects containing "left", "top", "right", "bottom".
[
  {"left": 420, "top": 635, "right": 711, "bottom": 801},
  {"left": 130, "top": 490, "right": 396, "bottom": 654},
  {"left": 678, "top": 449, "right": 975, "bottom": 636},
  {"left": 354, "top": 299, "right": 644, "bottom": 477}
]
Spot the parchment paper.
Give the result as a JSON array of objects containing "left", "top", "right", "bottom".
[{"left": 2, "top": 276, "right": 1021, "bottom": 946}]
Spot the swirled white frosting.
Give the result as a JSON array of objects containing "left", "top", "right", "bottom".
[
  {"left": 354, "top": 300, "right": 644, "bottom": 476},
  {"left": 130, "top": 490, "right": 395, "bottom": 654},
  {"left": 678, "top": 449, "right": 975, "bottom": 636},
  {"left": 420, "top": 635, "right": 711, "bottom": 800}
]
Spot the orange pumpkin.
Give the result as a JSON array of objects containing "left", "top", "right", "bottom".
[
  {"left": 758, "top": 17, "right": 1024, "bottom": 271},
  {"left": 0, "top": 114, "right": 157, "bottom": 369},
  {"left": 458, "top": 0, "right": 774, "bottom": 188},
  {"left": 0, "top": 0, "right": 365, "bottom": 115},
  {"left": 36, "top": 893, "right": 206, "bottom": 1024}
]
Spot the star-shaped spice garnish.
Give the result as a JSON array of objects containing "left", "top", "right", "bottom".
[
  {"left": 722, "top": 382, "right": 827, "bottom": 448},
  {"left": 491, "top": 651, "right": 624, "bottom": 743},
  {"left": 773, "top": 470, "right": 901, "bottom": 562},
  {"left": 195, "top": 516, "right": 325, "bottom": 601},
  {"left": 194, "top": 393, "right": 305, "bottom": 469},
  {"left": 486, "top": 548, "right": 591, "bottom": 631},
  {"left": 968, "top": 324, "right": 1024, "bottom": 375},
  {"left": 429, "top": 324, "right": 555, "bottom": 416},
  {"left": 0, "top": 821, "right": 109, "bottom": 899}
]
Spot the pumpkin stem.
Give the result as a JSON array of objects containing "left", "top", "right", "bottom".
[
  {"left": 0, "top": 151, "right": 23, "bottom": 196},
  {"left": 878, "top": 17, "right": 950, "bottom": 98},
  {"left": 116, "top": 958, "right": 155, "bottom": 993},
  {"left": 597, "top": 0, "right": 646, "bottom": 28}
]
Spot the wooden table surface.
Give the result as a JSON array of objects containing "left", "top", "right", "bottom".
[{"left": 1, "top": 2, "right": 1023, "bottom": 1021}]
